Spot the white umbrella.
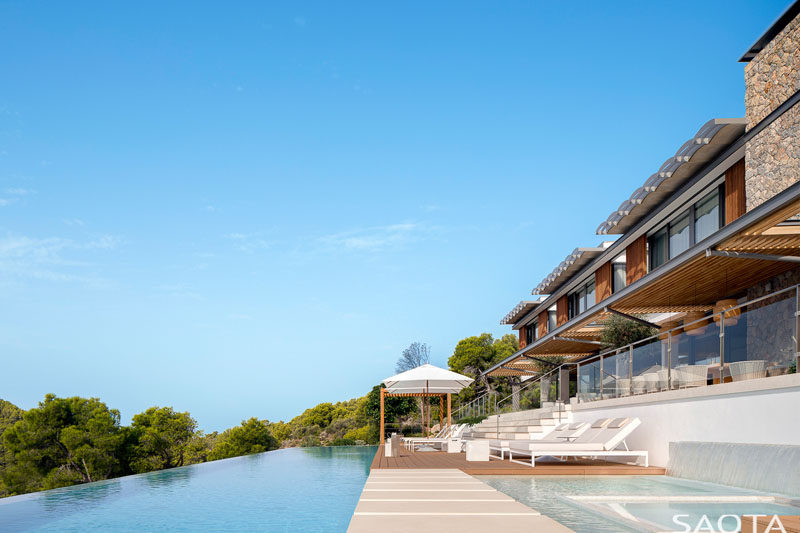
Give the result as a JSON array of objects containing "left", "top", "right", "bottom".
[{"left": 382, "top": 363, "right": 473, "bottom": 394}]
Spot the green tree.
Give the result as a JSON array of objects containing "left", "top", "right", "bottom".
[
  {"left": 0, "top": 399, "right": 24, "bottom": 496},
  {"left": 2, "top": 395, "right": 125, "bottom": 494},
  {"left": 301, "top": 403, "right": 335, "bottom": 428},
  {"left": 600, "top": 315, "right": 657, "bottom": 348},
  {"left": 129, "top": 406, "right": 197, "bottom": 473},
  {"left": 209, "top": 418, "right": 278, "bottom": 460}
]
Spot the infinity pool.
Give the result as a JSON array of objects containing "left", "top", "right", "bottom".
[{"left": 0, "top": 446, "right": 376, "bottom": 532}]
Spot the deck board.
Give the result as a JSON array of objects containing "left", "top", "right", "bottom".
[{"left": 371, "top": 445, "right": 665, "bottom": 476}]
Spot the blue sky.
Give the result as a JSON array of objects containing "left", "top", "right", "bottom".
[{"left": 0, "top": 1, "right": 790, "bottom": 430}]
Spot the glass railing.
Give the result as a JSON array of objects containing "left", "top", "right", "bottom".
[
  {"left": 723, "top": 288, "right": 796, "bottom": 380},
  {"left": 575, "top": 284, "right": 800, "bottom": 403}
]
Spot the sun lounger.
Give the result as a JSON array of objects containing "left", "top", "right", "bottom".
[
  {"left": 403, "top": 424, "right": 450, "bottom": 446},
  {"left": 405, "top": 424, "right": 467, "bottom": 450},
  {"left": 488, "top": 421, "right": 591, "bottom": 460},
  {"left": 505, "top": 417, "right": 648, "bottom": 467}
]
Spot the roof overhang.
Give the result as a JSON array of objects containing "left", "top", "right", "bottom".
[
  {"left": 739, "top": 0, "right": 800, "bottom": 62},
  {"left": 500, "top": 298, "right": 545, "bottom": 326},
  {"left": 533, "top": 245, "right": 609, "bottom": 295},
  {"left": 596, "top": 118, "right": 746, "bottom": 235}
]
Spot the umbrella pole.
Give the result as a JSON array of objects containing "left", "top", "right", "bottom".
[
  {"left": 426, "top": 380, "right": 430, "bottom": 436},
  {"left": 380, "top": 387, "right": 385, "bottom": 446},
  {"left": 447, "top": 393, "right": 451, "bottom": 427}
]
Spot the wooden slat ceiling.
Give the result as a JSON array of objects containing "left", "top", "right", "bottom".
[
  {"left": 717, "top": 234, "right": 800, "bottom": 251},
  {"left": 739, "top": 197, "right": 800, "bottom": 236},
  {"left": 615, "top": 304, "right": 712, "bottom": 313},
  {"left": 612, "top": 253, "right": 797, "bottom": 309}
]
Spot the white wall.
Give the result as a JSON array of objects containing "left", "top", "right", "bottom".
[{"left": 569, "top": 374, "right": 800, "bottom": 467}]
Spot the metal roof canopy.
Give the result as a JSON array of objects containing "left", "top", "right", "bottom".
[
  {"left": 739, "top": 0, "right": 800, "bottom": 62},
  {"left": 533, "top": 245, "right": 608, "bottom": 295},
  {"left": 597, "top": 118, "right": 746, "bottom": 236},
  {"left": 500, "top": 298, "right": 545, "bottom": 326}
]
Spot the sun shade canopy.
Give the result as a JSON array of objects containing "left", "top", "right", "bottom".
[{"left": 382, "top": 363, "right": 473, "bottom": 394}]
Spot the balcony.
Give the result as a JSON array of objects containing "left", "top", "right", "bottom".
[{"left": 577, "top": 284, "right": 799, "bottom": 402}]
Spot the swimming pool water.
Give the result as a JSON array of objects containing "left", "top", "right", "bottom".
[
  {"left": 480, "top": 475, "right": 800, "bottom": 533},
  {"left": 0, "top": 446, "right": 376, "bottom": 532}
]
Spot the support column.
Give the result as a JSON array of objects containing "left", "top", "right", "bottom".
[
  {"left": 379, "top": 387, "right": 385, "bottom": 445},
  {"left": 447, "top": 393, "right": 451, "bottom": 427},
  {"left": 439, "top": 395, "right": 444, "bottom": 428}
]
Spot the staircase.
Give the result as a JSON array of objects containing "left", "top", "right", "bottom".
[{"left": 465, "top": 403, "right": 573, "bottom": 442}]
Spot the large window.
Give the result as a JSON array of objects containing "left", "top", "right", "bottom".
[
  {"left": 525, "top": 324, "right": 533, "bottom": 345},
  {"left": 668, "top": 212, "right": 690, "bottom": 259},
  {"left": 694, "top": 190, "right": 720, "bottom": 242},
  {"left": 548, "top": 309, "right": 557, "bottom": 332},
  {"left": 612, "top": 262, "right": 626, "bottom": 293},
  {"left": 649, "top": 227, "right": 668, "bottom": 270},
  {"left": 568, "top": 279, "right": 595, "bottom": 319},
  {"left": 648, "top": 185, "right": 724, "bottom": 271}
]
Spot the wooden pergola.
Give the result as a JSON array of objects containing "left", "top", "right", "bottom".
[{"left": 379, "top": 390, "right": 451, "bottom": 445}]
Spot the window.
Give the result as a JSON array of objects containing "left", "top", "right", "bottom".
[
  {"left": 668, "top": 211, "right": 690, "bottom": 259},
  {"left": 612, "top": 262, "right": 626, "bottom": 293},
  {"left": 649, "top": 227, "right": 668, "bottom": 270},
  {"left": 525, "top": 325, "right": 533, "bottom": 345},
  {"left": 532, "top": 319, "right": 538, "bottom": 342},
  {"left": 568, "top": 279, "right": 595, "bottom": 319},
  {"left": 548, "top": 309, "right": 557, "bottom": 332},
  {"left": 694, "top": 190, "right": 720, "bottom": 242},
  {"left": 647, "top": 185, "right": 724, "bottom": 272}
]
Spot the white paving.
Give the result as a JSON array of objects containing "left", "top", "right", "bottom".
[{"left": 347, "top": 468, "right": 573, "bottom": 533}]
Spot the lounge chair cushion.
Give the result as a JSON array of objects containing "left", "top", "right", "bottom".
[
  {"left": 568, "top": 422, "right": 585, "bottom": 430},
  {"left": 509, "top": 441, "right": 604, "bottom": 452},
  {"left": 607, "top": 417, "right": 629, "bottom": 428},
  {"left": 591, "top": 418, "right": 612, "bottom": 428}
]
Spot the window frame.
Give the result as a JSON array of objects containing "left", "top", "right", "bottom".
[{"left": 647, "top": 183, "right": 725, "bottom": 272}]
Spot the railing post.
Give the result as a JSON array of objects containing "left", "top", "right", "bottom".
[
  {"left": 667, "top": 331, "right": 672, "bottom": 390},
  {"left": 794, "top": 284, "right": 800, "bottom": 372},
  {"left": 629, "top": 345, "right": 634, "bottom": 396},
  {"left": 599, "top": 356, "right": 604, "bottom": 400},
  {"left": 719, "top": 309, "right": 725, "bottom": 383}
]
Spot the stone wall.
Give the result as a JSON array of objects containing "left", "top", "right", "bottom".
[
  {"left": 744, "top": 14, "right": 800, "bottom": 129},
  {"left": 744, "top": 267, "right": 800, "bottom": 368},
  {"left": 745, "top": 104, "right": 800, "bottom": 211},
  {"left": 744, "top": 12, "right": 800, "bottom": 211}
]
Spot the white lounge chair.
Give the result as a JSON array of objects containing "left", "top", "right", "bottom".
[
  {"left": 506, "top": 417, "right": 648, "bottom": 467},
  {"left": 489, "top": 421, "right": 591, "bottom": 460},
  {"left": 405, "top": 424, "right": 467, "bottom": 450},
  {"left": 403, "top": 424, "right": 450, "bottom": 446}
]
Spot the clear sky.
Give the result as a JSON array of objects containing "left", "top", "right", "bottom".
[{"left": 0, "top": 1, "right": 790, "bottom": 430}]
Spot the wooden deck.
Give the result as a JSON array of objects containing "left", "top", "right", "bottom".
[{"left": 371, "top": 445, "right": 666, "bottom": 476}]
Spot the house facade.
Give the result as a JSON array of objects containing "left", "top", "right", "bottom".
[{"left": 486, "top": 2, "right": 800, "bottom": 442}]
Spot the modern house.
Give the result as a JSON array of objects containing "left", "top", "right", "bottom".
[{"left": 484, "top": 1, "right": 800, "bottom": 467}]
